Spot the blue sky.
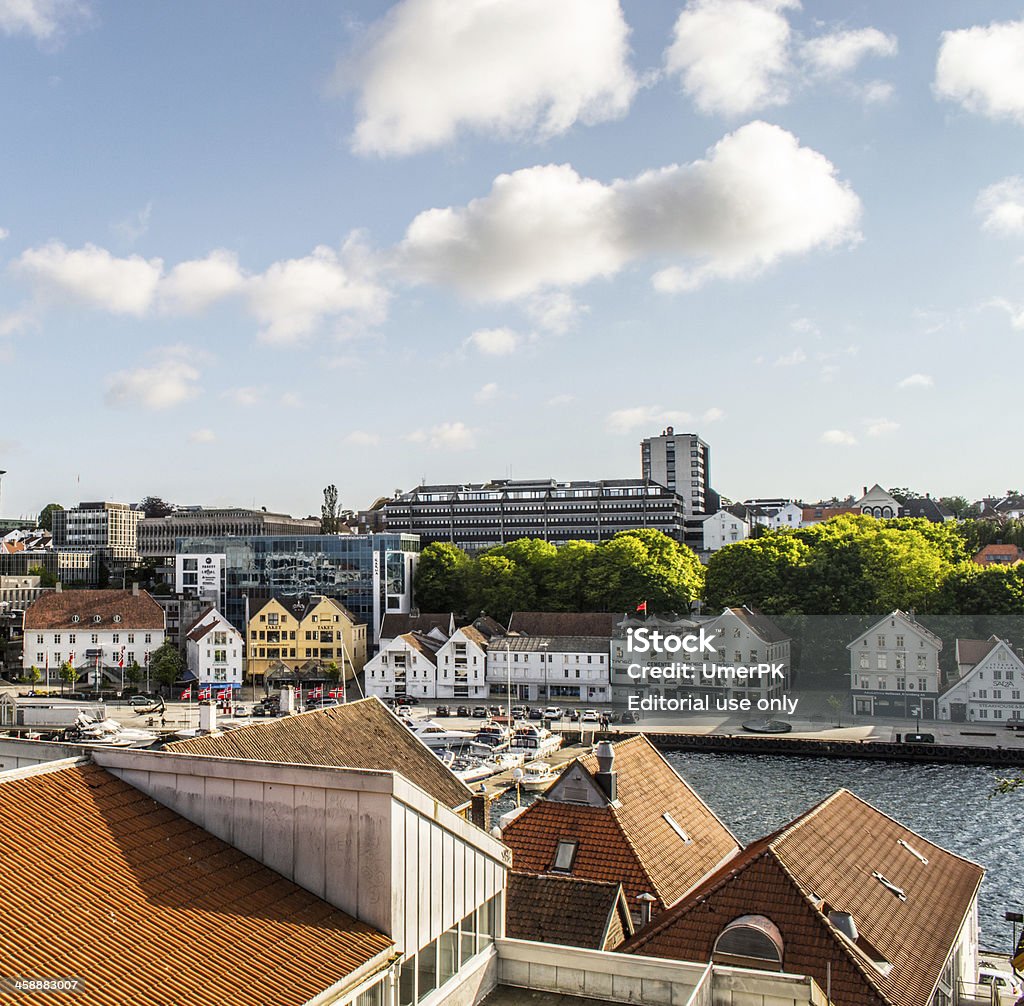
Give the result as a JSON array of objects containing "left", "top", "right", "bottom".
[{"left": 1, "top": 0, "right": 1023, "bottom": 520}]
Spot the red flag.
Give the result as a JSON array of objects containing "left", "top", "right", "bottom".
[
  {"left": 180, "top": 687, "right": 192, "bottom": 700},
  {"left": 198, "top": 687, "right": 211, "bottom": 700},
  {"left": 636, "top": 600, "right": 648, "bottom": 613},
  {"left": 217, "top": 688, "right": 230, "bottom": 701},
  {"left": 310, "top": 685, "right": 323, "bottom": 699},
  {"left": 328, "top": 688, "right": 342, "bottom": 699},
  {"left": 118, "top": 647, "right": 125, "bottom": 669}
]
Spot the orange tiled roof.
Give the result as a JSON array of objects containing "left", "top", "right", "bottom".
[
  {"left": 165, "top": 697, "right": 473, "bottom": 811},
  {"left": 0, "top": 763, "right": 394, "bottom": 1006},
  {"left": 502, "top": 735, "right": 739, "bottom": 912},
  {"left": 624, "top": 789, "right": 984, "bottom": 1006},
  {"left": 23, "top": 589, "right": 165, "bottom": 630}
]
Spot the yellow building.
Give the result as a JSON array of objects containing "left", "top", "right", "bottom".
[{"left": 247, "top": 595, "right": 367, "bottom": 686}]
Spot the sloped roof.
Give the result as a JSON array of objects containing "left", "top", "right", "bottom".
[
  {"left": 23, "top": 588, "right": 165, "bottom": 630},
  {"left": 724, "top": 606, "right": 790, "bottom": 644},
  {"left": 508, "top": 612, "right": 619, "bottom": 637},
  {"left": 501, "top": 735, "right": 739, "bottom": 912},
  {"left": 848, "top": 611, "right": 942, "bottom": 650},
  {"left": 165, "top": 697, "right": 473, "bottom": 811},
  {"left": 954, "top": 636, "right": 1000, "bottom": 667},
  {"left": 501, "top": 635, "right": 610, "bottom": 654},
  {"left": 973, "top": 544, "right": 1024, "bottom": 566},
  {"left": 624, "top": 789, "right": 984, "bottom": 1006},
  {"left": 505, "top": 872, "right": 632, "bottom": 950},
  {"left": 0, "top": 762, "right": 393, "bottom": 1006},
  {"left": 380, "top": 613, "right": 454, "bottom": 639},
  {"left": 802, "top": 506, "right": 859, "bottom": 522}
]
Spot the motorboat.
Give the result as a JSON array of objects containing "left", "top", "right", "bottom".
[
  {"left": 409, "top": 720, "right": 478, "bottom": 751},
  {"left": 518, "top": 761, "right": 560, "bottom": 792},
  {"left": 510, "top": 724, "right": 563, "bottom": 759},
  {"left": 473, "top": 721, "right": 512, "bottom": 752},
  {"left": 66, "top": 713, "right": 158, "bottom": 748}
]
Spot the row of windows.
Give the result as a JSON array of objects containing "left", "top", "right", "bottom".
[
  {"left": 858, "top": 652, "right": 929, "bottom": 670},
  {"left": 857, "top": 677, "right": 931, "bottom": 691},
  {"left": 37, "top": 633, "right": 153, "bottom": 644}
]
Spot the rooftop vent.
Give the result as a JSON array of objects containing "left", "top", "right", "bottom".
[
  {"left": 898, "top": 839, "right": 929, "bottom": 865},
  {"left": 872, "top": 871, "right": 907, "bottom": 901},
  {"left": 663, "top": 812, "right": 692, "bottom": 844},
  {"left": 828, "top": 911, "right": 859, "bottom": 943}
]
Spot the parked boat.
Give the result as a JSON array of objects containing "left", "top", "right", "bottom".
[
  {"left": 518, "top": 760, "right": 560, "bottom": 792},
  {"left": 409, "top": 720, "right": 478, "bottom": 751},
  {"left": 510, "top": 724, "right": 563, "bottom": 759},
  {"left": 67, "top": 713, "right": 158, "bottom": 748}
]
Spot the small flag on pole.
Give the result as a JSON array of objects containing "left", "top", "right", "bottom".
[
  {"left": 180, "top": 686, "right": 192, "bottom": 700},
  {"left": 636, "top": 600, "right": 648, "bottom": 613},
  {"left": 310, "top": 685, "right": 323, "bottom": 699},
  {"left": 217, "top": 688, "right": 230, "bottom": 701},
  {"left": 118, "top": 646, "right": 125, "bottom": 669},
  {"left": 198, "top": 687, "right": 211, "bottom": 700}
]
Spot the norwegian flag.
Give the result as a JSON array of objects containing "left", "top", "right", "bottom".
[
  {"left": 197, "top": 687, "right": 212, "bottom": 700},
  {"left": 69, "top": 651, "right": 75, "bottom": 666},
  {"left": 328, "top": 688, "right": 343, "bottom": 699},
  {"left": 309, "top": 685, "right": 323, "bottom": 699},
  {"left": 118, "top": 646, "right": 125, "bottom": 669},
  {"left": 180, "top": 686, "right": 192, "bottom": 700},
  {"left": 217, "top": 688, "right": 230, "bottom": 701}
]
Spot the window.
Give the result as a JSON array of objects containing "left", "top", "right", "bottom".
[
  {"left": 877, "top": 635, "right": 886, "bottom": 647},
  {"left": 144, "top": 634, "right": 152, "bottom": 643},
  {"left": 91, "top": 634, "right": 99, "bottom": 644},
  {"left": 127, "top": 634, "right": 134, "bottom": 644},
  {"left": 663, "top": 812, "right": 692, "bottom": 844},
  {"left": 551, "top": 840, "right": 578, "bottom": 872},
  {"left": 877, "top": 654, "right": 888, "bottom": 670},
  {"left": 69, "top": 634, "right": 75, "bottom": 644}
]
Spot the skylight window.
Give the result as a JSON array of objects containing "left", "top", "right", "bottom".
[
  {"left": 871, "top": 871, "right": 906, "bottom": 901},
  {"left": 551, "top": 840, "right": 578, "bottom": 872},
  {"left": 898, "top": 839, "right": 929, "bottom": 865},
  {"left": 663, "top": 813, "right": 692, "bottom": 844}
]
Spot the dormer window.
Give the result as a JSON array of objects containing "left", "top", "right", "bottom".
[
  {"left": 551, "top": 840, "right": 578, "bottom": 873},
  {"left": 113, "top": 614, "right": 122, "bottom": 623},
  {"left": 92, "top": 615, "right": 102, "bottom": 624},
  {"left": 71, "top": 615, "right": 80, "bottom": 623}
]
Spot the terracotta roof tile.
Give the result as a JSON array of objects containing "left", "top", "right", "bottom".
[
  {"left": 165, "top": 697, "right": 473, "bottom": 811},
  {"left": 624, "top": 789, "right": 984, "bottom": 1006},
  {"left": 0, "top": 763, "right": 393, "bottom": 1006},
  {"left": 505, "top": 872, "right": 632, "bottom": 950},
  {"left": 955, "top": 636, "right": 1000, "bottom": 666},
  {"left": 23, "top": 589, "right": 165, "bottom": 631}
]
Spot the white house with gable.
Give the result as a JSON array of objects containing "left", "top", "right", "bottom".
[
  {"left": 940, "top": 637, "right": 1024, "bottom": 723},
  {"left": 185, "top": 605, "right": 243, "bottom": 691},
  {"left": 365, "top": 631, "right": 444, "bottom": 701},
  {"left": 702, "top": 510, "right": 749, "bottom": 552}
]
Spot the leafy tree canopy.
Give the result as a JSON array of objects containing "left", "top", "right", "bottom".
[{"left": 37, "top": 503, "right": 63, "bottom": 531}]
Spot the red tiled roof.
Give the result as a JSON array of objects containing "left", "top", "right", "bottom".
[
  {"left": 955, "top": 636, "right": 1000, "bottom": 667},
  {"left": 501, "top": 735, "right": 739, "bottom": 913},
  {"left": 624, "top": 789, "right": 984, "bottom": 1006},
  {"left": 0, "top": 763, "right": 393, "bottom": 1006},
  {"left": 23, "top": 589, "right": 165, "bottom": 631},
  {"left": 165, "top": 697, "right": 473, "bottom": 811},
  {"left": 973, "top": 544, "right": 1024, "bottom": 566}
]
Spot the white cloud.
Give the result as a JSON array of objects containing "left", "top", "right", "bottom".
[
  {"left": 223, "top": 386, "right": 263, "bottom": 407},
  {"left": 977, "top": 177, "right": 1024, "bottom": 236},
  {"left": 898, "top": 373, "right": 934, "bottom": 389},
  {"left": 0, "top": 0, "right": 87, "bottom": 41},
  {"left": 665, "top": 0, "right": 795, "bottom": 117},
  {"left": 987, "top": 298, "right": 1024, "bottom": 330},
  {"left": 800, "top": 28, "right": 897, "bottom": 77},
  {"left": 16, "top": 241, "right": 162, "bottom": 315},
  {"left": 401, "top": 121, "right": 861, "bottom": 300},
  {"left": 348, "top": 0, "right": 637, "bottom": 156},
  {"left": 0, "top": 227, "right": 8, "bottom": 241},
  {"left": 345, "top": 430, "right": 381, "bottom": 447},
  {"left": 106, "top": 353, "right": 200, "bottom": 411},
  {"left": 819, "top": 364, "right": 839, "bottom": 383},
  {"left": 408, "top": 421, "right": 476, "bottom": 450},
  {"left": 0, "top": 307, "right": 36, "bottom": 336},
  {"left": 160, "top": 249, "right": 246, "bottom": 314},
  {"left": 865, "top": 418, "right": 899, "bottom": 437},
  {"left": 465, "top": 327, "right": 521, "bottom": 355},
  {"left": 112, "top": 201, "right": 152, "bottom": 244},
  {"left": 606, "top": 405, "right": 692, "bottom": 434},
  {"left": 862, "top": 80, "right": 895, "bottom": 105},
  {"left": 935, "top": 18, "right": 1024, "bottom": 124},
  {"left": 246, "top": 239, "right": 388, "bottom": 344},
  {"left": 473, "top": 382, "right": 500, "bottom": 404},
  {"left": 820, "top": 429, "right": 857, "bottom": 446},
  {"left": 279, "top": 392, "right": 302, "bottom": 409},
  {"left": 774, "top": 347, "right": 806, "bottom": 366},
  {"left": 524, "top": 291, "right": 585, "bottom": 335},
  {"left": 188, "top": 428, "right": 216, "bottom": 444},
  {"left": 547, "top": 394, "right": 575, "bottom": 407},
  {"left": 702, "top": 407, "right": 725, "bottom": 423}
]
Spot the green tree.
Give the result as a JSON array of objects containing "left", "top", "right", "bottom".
[
  {"left": 140, "top": 496, "right": 174, "bottom": 518},
  {"left": 125, "top": 660, "right": 143, "bottom": 691},
  {"left": 149, "top": 643, "right": 184, "bottom": 694},
  {"left": 58, "top": 661, "right": 78, "bottom": 696},
  {"left": 321, "top": 484, "right": 340, "bottom": 534},
  {"left": 483, "top": 538, "right": 558, "bottom": 606},
  {"left": 464, "top": 555, "right": 536, "bottom": 623},
  {"left": 934, "top": 563, "right": 1024, "bottom": 615},
  {"left": 37, "top": 503, "right": 63, "bottom": 531},
  {"left": 26, "top": 564, "right": 58, "bottom": 588},
  {"left": 704, "top": 533, "right": 810, "bottom": 612},
  {"left": 938, "top": 495, "right": 977, "bottom": 520},
  {"left": 413, "top": 542, "right": 470, "bottom": 613},
  {"left": 826, "top": 694, "right": 843, "bottom": 728},
  {"left": 547, "top": 540, "right": 597, "bottom": 610},
  {"left": 27, "top": 666, "right": 41, "bottom": 688}
]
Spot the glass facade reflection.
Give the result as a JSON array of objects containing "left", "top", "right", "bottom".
[{"left": 176, "top": 533, "right": 419, "bottom": 637}]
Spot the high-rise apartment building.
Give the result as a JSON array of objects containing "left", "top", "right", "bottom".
[
  {"left": 51, "top": 502, "right": 143, "bottom": 563},
  {"left": 640, "top": 429, "right": 710, "bottom": 514}
]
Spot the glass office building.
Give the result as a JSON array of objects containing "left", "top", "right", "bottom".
[{"left": 176, "top": 533, "right": 420, "bottom": 641}]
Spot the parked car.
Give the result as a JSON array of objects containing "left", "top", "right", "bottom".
[
  {"left": 395, "top": 695, "right": 419, "bottom": 706},
  {"left": 232, "top": 705, "right": 248, "bottom": 717},
  {"left": 456, "top": 705, "right": 471, "bottom": 717},
  {"left": 434, "top": 705, "right": 451, "bottom": 717},
  {"left": 472, "top": 705, "right": 488, "bottom": 718},
  {"left": 542, "top": 706, "right": 562, "bottom": 720},
  {"left": 487, "top": 705, "right": 503, "bottom": 717},
  {"left": 129, "top": 694, "right": 155, "bottom": 707},
  {"left": 565, "top": 708, "right": 580, "bottom": 722},
  {"left": 978, "top": 967, "right": 1023, "bottom": 1001},
  {"left": 903, "top": 732, "right": 935, "bottom": 744},
  {"left": 581, "top": 709, "right": 601, "bottom": 724},
  {"left": 251, "top": 705, "right": 268, "bottom": 717},
  {"left": 619, "top": 710, "right": 638, "bottom": 725},
  {"left": 511, "top": 705, "right": 529, "bottom": 719},
  {"left": 528, "top": 707, "right": 544, "bottom": 720}
]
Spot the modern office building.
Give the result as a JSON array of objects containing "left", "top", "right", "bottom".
[
  {"left": 138, "top": 507, "right": 321, "bottom": 559},
  {"left": 640, "top": 429, "right": 711, "bottom": 515},
  {"left": 379, "top": 479, "right": 688, "bottom": 549},
  {"left": 175, "top": 533, "right": 419, "bottom": 643},
  {"left": 52, "top": 501, "right": 143, "bottom": 563}
]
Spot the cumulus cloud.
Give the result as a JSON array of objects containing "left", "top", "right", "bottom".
[
  {"left": 987, "top": 298, "right": 1024, "bottom": 330},
  {"left": 800, "top": 28, "right": 897, "bottom": 77},
  {"left": 606, "top": 405, "right": 692, "bottom": 434},
  {"left": 820, "top": 429, "right": 857, "bottom": 446},
  {"left": 547, "top": 394, "right": 575, "bottom": 407},
  {"left": 473, "top": 382, "right": 500, "bottom": 404},
  {"left": 400, "top": 121, "right": 861, "bottom": 300},
  {"left": 16, "top": 241, "right": 162, "bottom": 315},
  {"left": 524, "top": 291, "right": 586, "bottom": 334},
  {"left": 898, "top": 373, "right": 934, "bottom": 389},
  {"left": 279, "top": 392, "right": 302, "bottom": 409},
  {"left": 935, "top": 18, "right": 1024, "bottom": 124},
  {"left": 347, "top": 0, "right": 637, "bottom": 156},
  {"left": 702, "top": 407, "right": 725, "bottom": 423},
  {"left": 0, "top": 227, "right": 9, "bottom": 241},
  {"left": 106, "top": 352, "right": 200, "bottom": 411},
  {"left": 408, "top": 421, "right": 476, "bottom": 450},
  {"left": 345, "top": 430, "right": 381, "bottom": 447},
  {"left": 189, "top": 428, "right": 216, "bottom": 444},
  {"left": 665, "top": 0, "right": 795, "bottom": 117},
  {"left": 246, "top": 240, "right": 388, "bottom": 344},
  {"left": 774, "top": 347, "right": 806, "bottom": 366},
  {"left": 159, "top": 249, "right": 246, "bottom": 313},
  {"left": 223, "top": 386, "right": 263, "bottom": 407},
  {"left": 465, "top": 327, "right": 521, "bottom": 355},
  {"left": 112, "top": 201, "right": 152, "bottom": 244},
  {"left": 862, "top": 80, "right": 895, "bottom": 105},
  {"left": 865, "top": 418, "right": 899, "bottom": 437},
  {"left": 977, "top": 177, "right": 1024, "bottom": 236},
  {"left": 0, "top": 0, "right": 88, "bottom": 42}
]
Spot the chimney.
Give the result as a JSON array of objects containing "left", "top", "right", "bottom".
[
  {"left": 279, "top": 685, "right": 296, "bottom": 715},
  {"left": 594, "top": 740, "right": 617, "bottom": 801},
  {"left": 863, "top": 486, "right": 868, "bottom": 497},
  {"left": 198, "top": 700, "right": 217, "bottom": 733},
  {"left": 132, "top": 582, "right": 140, "bottom": 596},
  {"left": 470, "top": 791, "right": 491, "bottom": 831},
  {"left": 638, "top": 892, "right": 657, "bottom": 927}
]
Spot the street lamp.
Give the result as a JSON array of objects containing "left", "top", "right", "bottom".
[
  {"left": 505, "top": 638, "right": 512, "bottom": 723},
  {"left": 911, "top": 705, "right": 921, "bottom": 735}
]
